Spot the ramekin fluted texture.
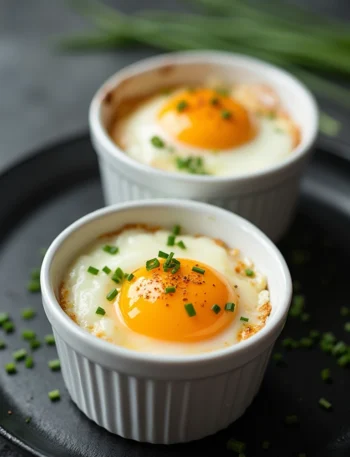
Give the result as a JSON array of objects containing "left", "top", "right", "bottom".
[
  {"left": 41, "top": 200, "right": 292, "bottom": 444},
  {"left": 89, "top": 51, "right": 319, "bottom": 242}
]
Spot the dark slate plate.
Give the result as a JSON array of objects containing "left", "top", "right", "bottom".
[{"left": 0, "top": 135, "right": 349, "bottom": 457}]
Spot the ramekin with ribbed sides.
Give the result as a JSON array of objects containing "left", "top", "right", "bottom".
[
  {"left": 89, "top": 51, "right": 318, "bottom": 242},
  {"left": 41, "top": 200, "right": 292, "bottom": 444}
]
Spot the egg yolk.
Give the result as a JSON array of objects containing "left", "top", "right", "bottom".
[
  {"left": 118, "top": 259, "right": 238, "bottom": 342},
  {"left": 157, "top": 88, "right": 256, "bottom": 150}
]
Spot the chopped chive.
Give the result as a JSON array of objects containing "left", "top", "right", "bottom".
[
  {"left": 319, "top": 397, "right": 332, "bottom": 410},
  {"left": 167, "top": 235, "right": 176, "bottom": 246},
  {"left": 184, "top": 303, "right": 196, "bottom": 317},
  {"left": 192, "top": 266, "right": 205, "bottom": 274},
  {"left": 221, "top": 109, "right": 232, "bottom": 119},
  {"left": 321, "top": 368, "right": 331, "bottom": 382},
  {"left": 87, "top": 266, "right": 99, "bottom": 275},
  {"left": 309, "top": 330, "right": 320, "bottom": 339},
  {"left": 272, "top": 352, "right": 284, "bottom": 365},
  {"left": 332, "top": 341, "right": 347, "bottom": 357},
  {"left": 322, "top": 332, "right": 336, "bottom": 343},
  {"left": 300, "top": 337, "right": 313, "bottom": 348},
  {"left": 112, "top": 267, "right": 124, "bottom": 283},
  {"left": 31, "top": 268, "right": 41, "bottom": 280},
  {"left": 245, "top": 269, "right": 254, "bottom": 277},
  {"left": 226, "top": 439, "right": 246, "bottom": 453},
  {"left": 262, "top": 441, "right": 270, "bottom": 450},
  {"left": 164, "top": 251, "right": 174, "bottom": 265},
  {"left": 210, "top": 97, "right": 219, "bottom": 105},
  {"left": 106, "top": 288, "right": 118, "bottom": 301},
  {"left": 22, "top": 330, "right": 36, "bottom": 341},
  {"left": 13, "top": 349, "right": 27, "bottom": 361},
  {"left": 177, "top": 240, "right": 186, "bottom": 249},
  {"left": 225, "top": 302, "right": 235, "bottom": 312},
  {"left": 289, "top": 294, "right": 305, "bottom": 317},
  {"left": 5, "top": 363, "right": 16, "bottom": 374},
  {"left": 44, "top": 334, "right": 55, "bottom": 345},
  {"left": 282, "top": 337, "right": 295, "bottom": 349},
  {"left": 172, "top": 225, "right": 181, "bottom": 235},
  {"left": 0, "top": 340, "right": 6, "bottom": 350},
  {"left": 171, "top": 263, "right": 181, "bottom": 274},
  {"left": 127, "top": 273, "right": 134, "bottom": 281},
  {"left": 25, "top": 417, "right": 32, "bottom": 423},
  {"left": 48, "top": 359, "right": 61, "bottom": 371},
  {"left": 27, "top": 280, "right": 40, "bottom": 292},
  {"left": 102, "top": 266, "right": 111, "bottom": 274},
  {"left": 0, "top": 312, "right": 9, "bottom": 325},
  {"left": 96, "top": 307, "right": 106, "bottom": 316},
  {"left": 48, "top": 389, "right": 60, "bottom": 402},
  {"left": 25, "top": 357, "right": 34, "bottom": 369},
  {"left": 124, "top": 272, "right": 129, "bottom": 278},
  {"left": 177, "top": 100, "right": 188, "bottom": 112},
  {"left": 211, "top": 304, "right": 221, "bottom": 314},
  {"left": 146, "top": 258, "right": 160, "bottom": 271},
  {"left": 344, "top": 322, "right": 350, "bottom": 332},
  {"left": 21, "top": 308, "right": 36, "bottom": 320},
  {"left": 3, "top": 321, "right": 14, "bottom": 333},
  {"left": 216, "top": 87, "right": 229, "bottom": 97},
  {"left": 301, "top": 312, "right": 310, "bottom": 322},
  {"left": 102, "top": 245, "right": 119, "bottom": 255},
  {"left": 340, "top": 306, "right": 349, "bottom": 316},
  {"left": 30, "top": 340, "right": 41, "bottom": 350},
  {"left": 284, "top": 415, "right": 299, "bottom": 425},
  {"left": 165, "top": 286, "right": 176, "bottom": 294},
  {"left": 319, "top": 340, "right": 334, "bottom": 353},
  {"left": 151, "top": 135, "right": 165, "bottom": 148},
  {"left": 158, "top": 250, "right": 169, "bottom": 259},
  {"left": 337, "top": 354, "right": 350, "bottom": 367},
  {"left": 240, "top": 316, "right": 249, "bottom": 322}
]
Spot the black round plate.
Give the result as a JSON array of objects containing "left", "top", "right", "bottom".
[{"left": 0, "top": 135, "right": 349, "bottom": 457}]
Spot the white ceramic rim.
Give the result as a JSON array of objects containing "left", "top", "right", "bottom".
[
  {"left": 89, "top": 50, "right": 319, "bottom": 184},
  {"left": 41, "top": 199, "right": 292, "bottom": 368}
]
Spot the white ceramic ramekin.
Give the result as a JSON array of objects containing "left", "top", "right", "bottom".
[
  {"left": 41, "top": 199, "right": 292, "bottom": 444},
  {"left": 89, "top": 51, "right": 319, "bottom": 242}
]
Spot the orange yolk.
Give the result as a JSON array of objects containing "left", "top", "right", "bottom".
[
  {"left": 157, "top": 88, "right": 256, "bottom": 150},
  {"left": 118, "top": 259, "right": 238, "bottom": 342}
]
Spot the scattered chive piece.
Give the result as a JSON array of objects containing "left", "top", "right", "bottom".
[
  {"left": 319, "top": 397, "right": 332, "bottom": 410},
  {"left": 240, "top": 316, "right": 249, "bottom": 322},
  {"left": 221, "top": 109, "right": 232, "bottom": 119},
  {"left": 225, "top": 302, "right": 235, "bottom": 312},
  {"left": 5, "top": 363, "right": 16, "bottom": 374},
  {"left": 177, "top": 100, "right": 188, "bottom": 112},
  {"left": 300, "top": 337, "right": 313, "bottom": 348},
  {"left": 124, "top": 272, "right": 129, "bottom": 278},
  {"left": 192, "top": 266, "right": 205, "bottom": 275},
  {"left": 344, "top": 322, "right": 350, "bottom": 332},
  {"left": 48, "top": 389, "right": 60, "bottom": 402},
  {"left": 3, "top": 321, "right": 14, "bottom": 333},
  {"left": 322, "top": 332, "right": 336, "bottom": 343},
  {"left": 262, "top": 441, "right": 270, "bottom": 450},
  {"left": 340, "top": 306, "right": 349, "bottom": 317},
  {"left": 27, "top": 280, "right": 40, "bottom": 292},
  {"left": 106, "top": 288, "right": 118, "bottom": 301},
  {"left": 172, "top": 225, "right": 181, "bottom": 235},
  {"left": 171, "top": 263, "right": 180, "bottom": 274},
  {"left": 111, "top": 267, "right": 124, "bottom": 283},
  {"left": 310, "top": 330, "right": 320, "bottom": 339},
  {"left": 45, "top": 334, "right": 55, "bottom": 345},
  {"left": 301, "top": 312, "right": 310, "bottom": 322},
  {"left": 25, "top": 357, "right": 34, "bottom": 369},
  {"left": 167, "top": 235, "right": 176, "bottom": 246},
  {"left": 245, "top": 269, "right": 254, "bottom": 277},
  {"left": 165, "top": 286, "right": 176, "bottom": 294},
  {"left": 177, "top": 240, "right": 186, "bottom": 250},
  {"left": 211, "top": 304, "right": 221, "bottom": 314},
  {"left": 320, "top": 340, "right": 334, "bottom": 353},
  {"left": 30, "top": 340, "right": 41, "bottom": 350},
  {"left": 25, "top": 417, "right": 31, "bottom": 423},
  {"left": 0, "top": 340, "right": 6, "bottom": 350},
  {"left": 164, "top": 251, "right": 174, "bottom": 264},
  {"left": 127, "top": 273, "right": 134, "bottom": 281},
  {"left": 96, "top": 307, "right": 106, "bottom": 316},
  {"left": 158, "top": 250, "right": 169, "bottom": 259},
  {"left": 151, "top": 135, "right": 165, "bottom": 148},
  {"left": 13, "top": 349, "right": 27, "bottom": 361},
  {"left": 337, "top": 354, "right": 350, "bottom": 367},
  {"left": 22, "top": 330, "right": 36, "bottom": 341},
  {"left": 87, "top": 266, "right": 99, "bottom": 275},
  {"left": 0, "top": 312, "right": 9, "bottom": 325},
  {"left": 146, "top": 258, "right": 160, "bottom": 271},
  {"left": 321, "top": 368, "right": 331, "bottom": 382},
  {"left": 102, "top": 245, "right": 119, "bottom": 255},
  {"left": 284, "top": 415, "right": 299, "bottom": 425},
  {"left": 48, "top": 359, "right": 61, "bottom": 371},
  {"left": 282, "top": 337, "right": 297, "bottom": 349},
  {"left": 102, "top": 266, "right": 111, "bottom": 274},
  {"left": 332, "top": 341, "right": 347, "bottom": 357},
  {"left": 272, "top": 352, "right": 284, "bottom": 365},
  {"left": 210, "top": 97, "right": 219, "bottom": 105},
  {"left": 289, "top": 295, "right": 305, "bottom": 317},
  {"left": 226, "top": 439, "right": 246, "bottom": 453},
  {"left": 31, "top": 268, "right": 41, "bottom": 280},
  {"left": 184, "top": 303, "right": 196, "bottom": 317},
  {"left": 21, "top": 308, "right": 36, "bottom": 320}
]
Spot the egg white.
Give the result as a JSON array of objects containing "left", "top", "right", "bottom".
[{"left": 61, "top": 229, "right": 270, "bottom": 355}]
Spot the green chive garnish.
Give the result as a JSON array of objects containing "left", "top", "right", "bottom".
[
  {"left": 344, "top": 322, "right": 350, "bottom": 332},
  {"left": 262, "top": 441, "right": 270, "bottom": 450},
  {"left": 165, "top": 286, "right": 176, "bottom": 294},
  {"left": 210, "top": 97, "right": 219, "bottom": 105},
  {"left": 48, "top": 389, "right": 60, "bottom": 402},
  {"left": 332, "top": 341, "right": 347, "bottom": 356},
  {"left": 184, "top": 303, "right": 196, "bottom": 317},
  {"left": 211, "top": 304, "right": 221, "bottom": 314},
  {"left": 226, "top": 439, "right": 246, "bottom": 453},
  {"left": 3, "top": 321, "right": 14, "bottom": 333},
  {"left": 321, "top": 368, "right": 331, "bottom": 382},
  {"left": 309, "top": 330, "right": 320, "bottom": 339},
  {"left": 127, "top": 273, "right": 134, "bottom": 281},
  {"left": 106, "top": 288, "right": 118, "bottom": 301},
  {"left": 31, "top": 268, "right": 41, "bottom": 280},
  {"left": 284, "top": 415, "right": 299, "bottom": 425},
  {"left": 221, "top": 109, "right": 232, "bottom": 119},
  {"left": 25, "top": 417, "right": 31, "bottom": 423},
  {"left": 87, "top": 266, "right": 99, "bottom": 275},
  {"left": 301, "top": 312, "right": 310, "bottom": 322},
  {"left": 216, "top": 88, "right": 229, "bottom": 97},
  {"left": 0, "top": 340, "right": 6, "bottom": 350},
  {"left": 96, "top": 307, "right": 106, "bottom": 316},
  {"left": 146, "top": 258, "right": 160, "bottom": 271},
  {"left": 0, "top": 312, "right": 9, "bottom": 325},
  {"left": 245, "top": 269, "right": 254, "bottom": 277},
  {"left": 112, "top": 267, "right": 124, "bottom": 283},
  {"left": 13, "top": 349, "right": 27, "bottom": 361},
  {"left": 48, "top": 359, "right": 61, "bottom": 371},
  {"left": 151, "top": 136, "right": 165, "bottom": 148},
  {"left": 21, "top": 308, "right": 36, "bottom": 320},
  {"left": 25, "top": 357, "right": 34, "bottom": 369},
  {"left": 22, "top": 330, "right": 36, "bottom": 341},
  {"left": 282, "top": 337, "right": 296, "bottom": 349},
  {"left": 319, "top": 340, "right": 334, "bottom": 353},
  {"left": 322, "top": 332, "right": 336, "bottom": 343},
  {"left": 171, "top": 263, "right": 180, "bottom": 274},
  {"left": 102, "top": 266, "right": 111, "bottom": 274},
  {"left": 225, "top": 302, "right": 235, "bottom": 312},
  {"left": 27, "top": 279, "right": 40, "bottom": 292},
  {"left": 340, "top": 306, "right": 349, "bottom": 316},
  {"left": 289, "top": 294, "right": 305, "bottom": 317},
  {"left": 44, "top": 334, "right": 55, "bottom": 345},
  {"left": 337, "top": 354, "right": 350, "bottom": 367},
  {"left": 240, "top": 316, "right": 249, "bottom": 322},
  {"left": 158, "top": 250, "right": 169, "bottom": 259},
  {"left": 172, "top": 225, "right": 181, "bottom": 235},
  {"left": 177, "top": 240, "right": 186, "bottom": 249},
  {"left": 103, "top": 245, "right": 119, "bottom": 255},
  {"left": 272, "top": 352, "right": 284, "bottom": 364},
  {"left": 300, "top": 337, "right": 313, "bottom": 348},
  {"left": 319, "top": 397, "right": 332, "bottom": 410},
  {"left": 167, "top": 235, "right": 176, "bottom": 246},
  {"left": 5, "top": 363, "right": 16, "bottom": 374},
  {"left": 30, "top": 340, "right": 41, "bottom": 350},
  {"left": 192, "top": 266, "right": 205, "bottom": 274},
  {"left": 177, "top": 100, "right": 188, "bottom": 112}
]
